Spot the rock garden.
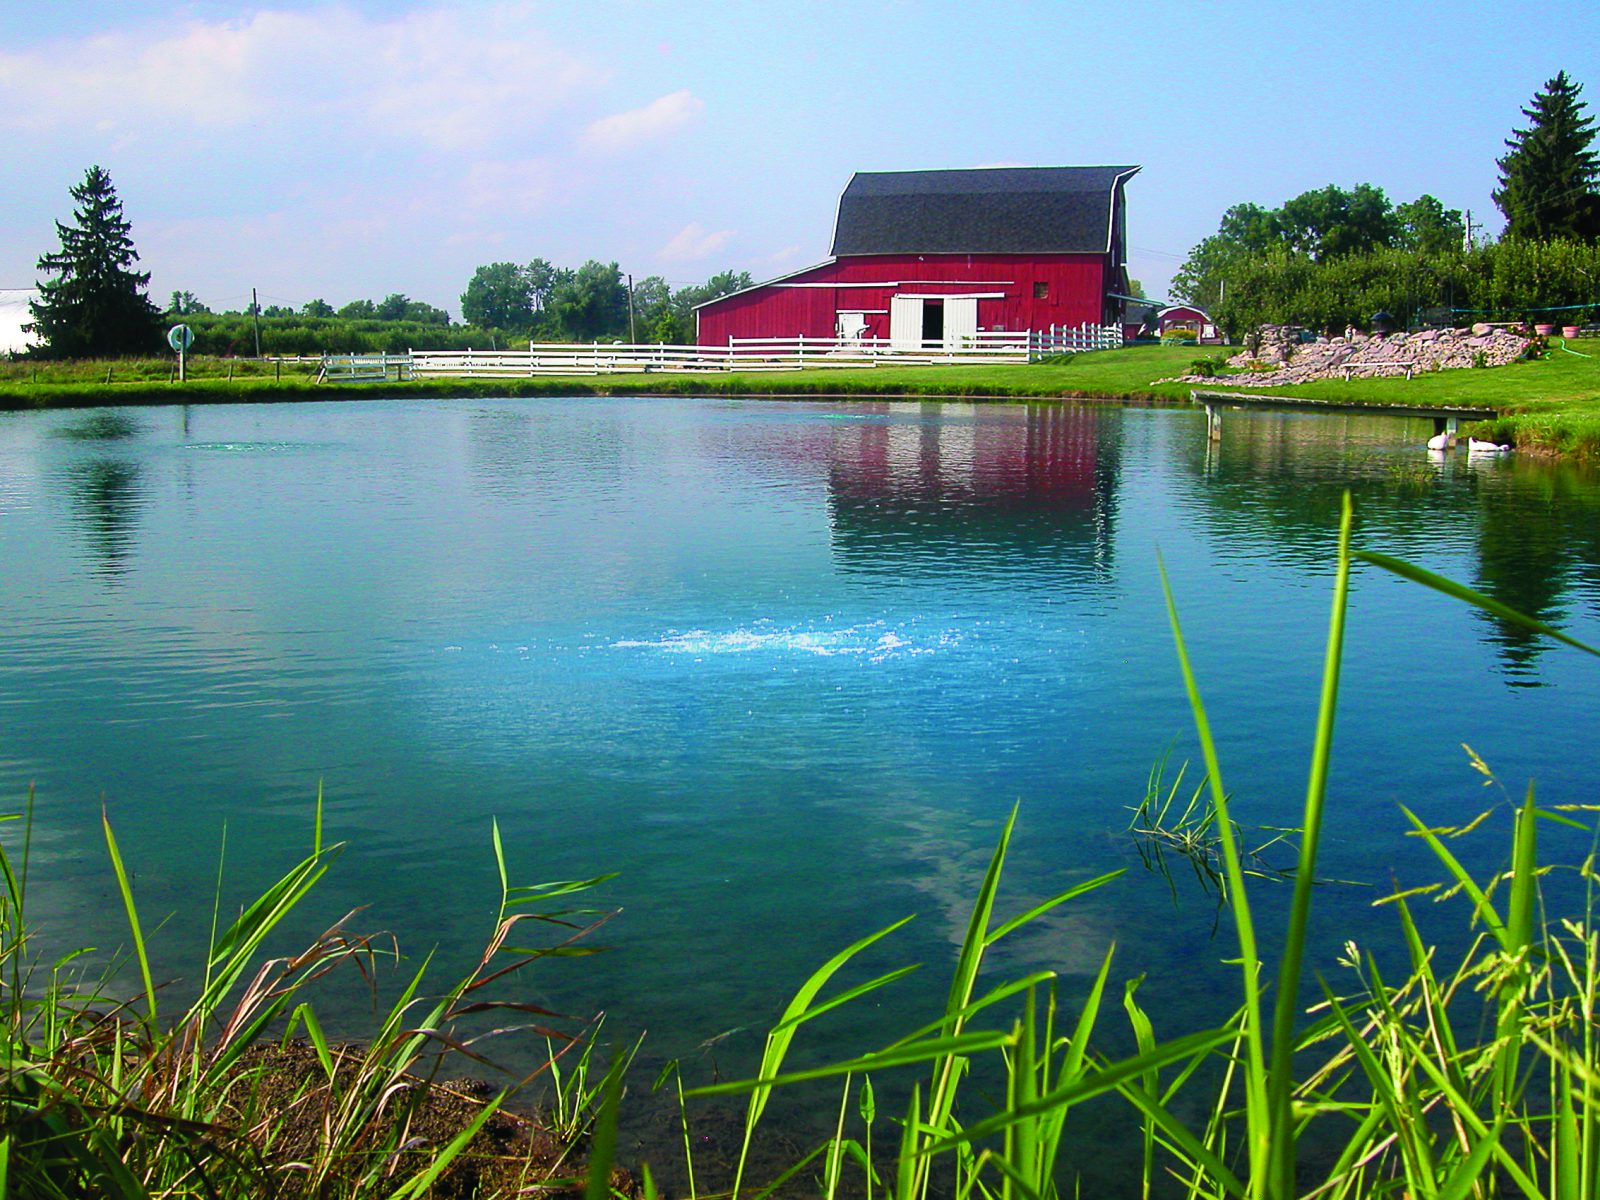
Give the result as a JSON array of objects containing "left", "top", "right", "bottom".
[{"left": 1165, "top": 323, "right": 1534, "bottom": 387}]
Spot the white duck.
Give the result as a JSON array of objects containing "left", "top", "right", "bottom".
[
  {"left": 1467, "top": 437, "right": 1512, "bottom": 453},
  {"left": 1426, "top": 431, "right": 1454, "bottom": 451}
]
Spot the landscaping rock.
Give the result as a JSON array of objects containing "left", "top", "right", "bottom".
[{"left": 1162, "top": 323, "right": 1532, "bottom": 388}]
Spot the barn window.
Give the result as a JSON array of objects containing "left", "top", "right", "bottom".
[{"left": 1033, "top": 282, "right": 1049, "bottom": 300}]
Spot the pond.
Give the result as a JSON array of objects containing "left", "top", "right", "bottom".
[{"left": 2, "top": 396, "right": 1599, "bottom": 1182}]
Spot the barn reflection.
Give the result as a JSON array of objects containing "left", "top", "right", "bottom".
[{"left": 823, "top": 404, "right": 1119, "bottom": 590}]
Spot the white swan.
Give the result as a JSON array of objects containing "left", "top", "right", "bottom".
[
  {"left": 1468, "top": 437, "right": 1511, "bottom": 453},
  {"left": 1426, "top": 431, "right": 1453, "bottom": 451}
]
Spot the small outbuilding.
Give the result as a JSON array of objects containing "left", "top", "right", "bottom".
[
  {"left": 1154, "top": 304, "right": 1221, "bottom": 344},
  {"left": 696, "top": 166, "right": 1140, "bottom": 347}
]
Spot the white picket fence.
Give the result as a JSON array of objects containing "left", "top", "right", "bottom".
[
  {"left": 319, "top": 324, "right": 1124, "bottom": 381},
  {"left": 1028, "top": 323, "right": 1124, "bottom": 354}
]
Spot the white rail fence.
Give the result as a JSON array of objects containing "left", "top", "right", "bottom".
[
  {"left": 317, "top": 352, "right": 413, "bottom": 382},
  {"left": 319, "top": 324, "right": 1124, "bottom": 381},
  {"left": 1028, "top": 323, "right": 1124, "bottom": 354}
]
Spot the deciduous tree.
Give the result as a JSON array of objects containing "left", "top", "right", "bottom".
[
  {"left": 1394, "top": 195, "right": 1466, "bottom": 254},
  {"left": 29, "top": 165, "right": 162, "bottom": 357},
  {"left": 461, "top": 262, "right": 535, "bottom": 331},
  {"left": 547, "top": 261, "right": 629, "bottom": 341}
]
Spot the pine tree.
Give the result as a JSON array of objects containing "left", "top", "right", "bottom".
[
  {"left": 28, "top": 165, "right": 162, "bottom": 357},
  {"left": 1494, "top": 71, "right": 1600, "bottom": 241}
]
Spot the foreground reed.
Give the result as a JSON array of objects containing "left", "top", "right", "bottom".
[
  {"left": 674, "top": 492, "right": 1600, "bottom": 1200},
  {"left": 0, "top": 804, "right": 620, "bottom": 1197},
  {"left": 6, "top": 491, "right": 1597, "bottom": 1197}
]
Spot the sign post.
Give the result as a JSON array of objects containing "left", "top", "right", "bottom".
[{"left": 167, "top": 324, "right": 194, "bottom": 382}]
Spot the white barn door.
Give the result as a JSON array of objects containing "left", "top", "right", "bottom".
[
  {"left": 945, "top": 297, "right": 978, "bottom": 348},
  {"left": 889, "top": 295, "right": 923, "bottom": 351}
]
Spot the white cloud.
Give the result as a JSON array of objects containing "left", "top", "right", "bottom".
[
  {"left": 659, "top": 222, "right": 734, "bottom": 262},
  {"left": 458, "top": 159, "right": 562, "bottom": 211},
  {"left": 0, "top": 7, "right": 604, "bottom": 151},
  {"left": 582, "top": 89, "right": 704, "bottom": 152}
]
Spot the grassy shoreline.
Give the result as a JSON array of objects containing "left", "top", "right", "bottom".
[{"left": 5, "top": 342, "right": 1598, "bottom": 456}]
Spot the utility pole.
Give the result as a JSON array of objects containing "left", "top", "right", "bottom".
[
  {"left": 626, "top": 274, "right": 637, "bottom": 343},
  {"left": 251, "top": 286, "right": 262, "bottom": 358},
  {"left": 1463, "top": 210, "right": 1482, "bottom": 251}
]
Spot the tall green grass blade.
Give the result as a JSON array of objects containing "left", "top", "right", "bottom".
[
  {"left": 1111, "top": 1075, "right": 1247, "bottom": 1200},
  {"left": 1436, "top": 1112, "right": 1507, "bottom": 1200},
  {"left": 769, "top": 965, "right": 921, "bottom": 1035},
  {"left": 385, "top": 1089, "right": 504, "bottom": 1200},
  {"left": 897, "top": 1084, "right": 921, "bottom": 1200},
  {"left": 583, "top": 1054, "right": 627, "bottom": 1200},
  {"left": 983, "top": 870, "right": 1124, "bottom": 947},
  {"left": 825, "top": 1072, "right": 852, "bottom": 1200},
  {"left": 727, "top": 914, "right": 913, "bottom": 1198},
  {"left": 1401, "top": 807, "right": 1510, "bottom": 947},
  {"left": 1158, "top": 555, "right": 1269, "bottom": 1193},
  {"left": 1354, "top": 549, "right": 1600, "bottom": 657},
  {"left": 1488, "top": 783, "right": 1541, "bottom": 1114},
  {"left": 1059, "top": 945, "right": 1115, "bottom": 1088},
  {"left": 101, "top": 807, "right": 157, "bottom": 1027},
  {"left": 919, "top": 1027, "right": 1236, "bottom": 1157},
  {"left": 688, "top": 1031, "right": 1015, "bottom": 1098},
  {"left": 1268, "top": 490, "right": 1354, "bottom": 1198},
  {"left": 882, "top": 972, "right": 1058, "bottom": 1053},
  {"left": 1556, "top": 1066, "right": 1581, "bottom": 1200},
  {"left": 291, "top": 1001, "right": 336, "bottom": 1080},
  {"left": 1002, "top": 986, "right": 1038, "bottom": 1200}
]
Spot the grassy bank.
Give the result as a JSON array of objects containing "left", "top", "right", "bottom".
[
  {"left": 0, "top": 798, "right": 625, "bottom": 1198},
  {"left": 5, "top": 342, "right": 1599, "bottom": 455}
]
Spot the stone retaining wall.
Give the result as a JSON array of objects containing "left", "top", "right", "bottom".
[{"left": 1162, "top": 324, "right": 1531, "bottom": 388}]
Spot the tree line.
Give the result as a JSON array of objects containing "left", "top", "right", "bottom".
[
  {"left": 1173, "top": 70, "right": 1599, "bottom": 335},
  {"left": 458, "top": 260, "right": 751, "bottom": 343},
  {"left": 21, "top": 167, "right": 754, "bottom": 359}
]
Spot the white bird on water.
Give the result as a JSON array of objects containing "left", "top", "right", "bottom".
[
  {"left": 1426, "top": 431, "right": 1453, "bottom": 451},
  {"left": 1468, "top": 437, "right": 1512, "bottom": 453}
]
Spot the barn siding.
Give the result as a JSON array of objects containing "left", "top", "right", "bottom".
[{"left": 697, "top": 254, "right": 1109, "bottom": 344}]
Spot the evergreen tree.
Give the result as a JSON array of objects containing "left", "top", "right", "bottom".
[
  {"left": 1494, "top": 71, "right": 1600, "bottom": 241},
  {"left": 29, "top": 166, "right": 162, "bottom": 357}
]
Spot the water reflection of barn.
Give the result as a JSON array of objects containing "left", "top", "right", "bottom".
[{"left": 825, "top": 404, "right": 1119, "bottom": 585}]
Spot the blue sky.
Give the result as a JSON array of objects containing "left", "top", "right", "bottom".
[{"left": 2, "top": 0, "right": 1596, "bottom": 317}]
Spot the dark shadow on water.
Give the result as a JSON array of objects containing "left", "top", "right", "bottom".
[
  {"left": 66, "top": 457, "right": 144, "bottom": 579},
  {"left": 55, "top": 410, "right": 142, "bottom": 441}
]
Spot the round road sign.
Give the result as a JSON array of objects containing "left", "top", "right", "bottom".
[{"left": 167, "top": 324, "right": 194, "bottom": 353}]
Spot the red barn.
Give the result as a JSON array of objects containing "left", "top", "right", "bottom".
[{"left": 696, "top": 165, "right": 1140, "bottom": 347}]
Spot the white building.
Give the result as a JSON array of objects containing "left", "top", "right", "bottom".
[{"left": 0, "top": 289, "right": 41, "bottom": 355}]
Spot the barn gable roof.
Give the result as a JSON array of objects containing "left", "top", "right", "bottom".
[{"left": 830, "top": 166, "right": 1139, "bottom": 256}]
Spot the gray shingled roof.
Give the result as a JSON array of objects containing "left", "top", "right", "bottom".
[{"left": 830, "top": 166, "right": 1139, "bottom": 256}]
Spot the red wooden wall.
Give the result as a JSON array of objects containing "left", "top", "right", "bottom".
[{"left": 696, "top": 253, "right": 1111, "bottom": 344}]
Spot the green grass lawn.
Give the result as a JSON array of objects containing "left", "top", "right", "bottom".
[{"left": 5, "top": 342, "right": 1598, "bottom": 455}]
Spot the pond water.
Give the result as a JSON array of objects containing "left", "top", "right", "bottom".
[{"left": 2, "top": 396, "right": 1599, "bottom": 1181}]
